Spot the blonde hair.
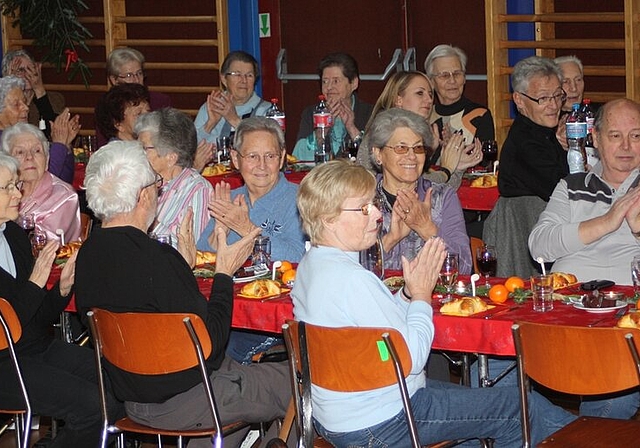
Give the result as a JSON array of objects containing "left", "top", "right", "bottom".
[
  {"left": 366, "top": 71, "right": 432, "bottom": 131},
  {"left": 297, "top": 160, "right": 375, "bottom": 244}
]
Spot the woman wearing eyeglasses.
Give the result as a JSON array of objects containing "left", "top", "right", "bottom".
[
  {"left": 135, "top": 108, "right": 213, "bottom": 246},
  {"left": 197, "top": 117, "right": 305, "bottom": 365},
  {"left": 363, "top": 109, "right": 471, "bottom": 273},
  {"left": 425, "top": 45, "right": 495, "bottom": 145},
  {"left": 194, "top": 51, "right": 271, "bottom": 145},
  {"left": 1, "top": 123, "right": 81, "bottom": 242}
]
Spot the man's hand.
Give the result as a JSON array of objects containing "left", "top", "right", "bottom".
[
  {"left": 215, "top": 226, "right": 262, "bottom": 276},
  {"left": 177, "top": 208, "right": 196, "bottom": 267}
]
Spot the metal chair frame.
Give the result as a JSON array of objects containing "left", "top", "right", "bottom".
[
  {"left": 512, "top": 322, "right": 640, "bottom": 447},
  {"left": 0, "top": 298, "right": 32, "bottom": 448},
  {"left": 87, "top": 308, "right": 246, "bottom": 448}
]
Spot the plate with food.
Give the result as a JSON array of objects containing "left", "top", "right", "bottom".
[
  {"left": 55, "top": 241, "right": 83, "bottom": 265},
  {"left": 237, "top": 279, "right": 290, "bottom": 299},
  {"left": 470, "top": 174, "right": 498, "bottom": 188},
  {"left": 383, "top": 276, "right": 404, "bottom": 293},
  {"left": 193, "top": 265, "right": 216, "bottom": 278},
  {"left": 233, "top": 266, "right": 270, "bottom": 283},
  {"left": 201, "top": 163, "right": 232, "bottom": 177},
  {"left": 573, "top": 301, "right": 626, "bottom": 314}
]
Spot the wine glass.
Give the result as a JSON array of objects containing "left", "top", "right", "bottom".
[
  {"left": 30, "top": 228, "right": 47, "bottom": 258},
  {"left": 18, "top": 213, "right": 35, "bottom": 235},
  {"left": 476, "top": 245, "right": 497, "bottom": 287},
  {"left": 439, "top": 253, "right": 459, "bottom": 303},
  {"left": 481, "top": 140, "right": 498, "bottom": 171}
]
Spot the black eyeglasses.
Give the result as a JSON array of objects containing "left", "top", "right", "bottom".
[
  {"left": 518, "top": 90, "right": 567, "bottom": 106},
  {"left": 383, "top": 144, "right": 427, "bottom": 155},
  {"left": 143, "top": 173, "right": 163, "bottom": 190}
]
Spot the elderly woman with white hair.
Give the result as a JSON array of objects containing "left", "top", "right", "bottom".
[
  {"left": 135, "top": 107, "right": 213, "bottom": 245},
  {"left": 0, "top": 75, "right": 78, "bottom": 184},
  {"left": 1, "top": 122, "right": 80, "bottom": 242}
]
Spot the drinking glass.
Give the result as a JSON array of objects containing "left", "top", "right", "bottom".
[
  {"left": 476, "top": 244, "right": 497, "bottom": 287},
  {"left": 252, "top": 235, "right": 272, "bottom": 270},
  {"left": 631, "top": 256, "right": 640, "bottom": 296},
  {"left": 531, "top": 274, "right": 554, "bottom": 312},
  {"left": 216, "top": 136, "right": 232, "bottom": 165},
  {"left": 360, "top": 235, "right": 385, "bottom": 280},
  {"left": 481, "top": 140, "right": 498, "bottom": 171},
  {"left": 439, "top": 253, "right": 459, "bottom": 303},
  {"left": 18, "top": 213, "right": 35, "bottom": 234},
  {"left": 30, "top": 228, "right": 47, "bottom": 258}
]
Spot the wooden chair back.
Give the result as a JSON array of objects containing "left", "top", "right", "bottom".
[
  {"left": 0, "top": 298, "right": 31, "bottom": 448},
  {"left": 283, "top": 320, "right": 419, "bottom": 448},
  {"left": 513, "top": 322, "right": 640, "bottom": 395},
  {"left": 80, "top": 212, "right": 93, "bottom": 241},
  {"left": 89, "top": 308, "right": 212, "bottom": 375}
]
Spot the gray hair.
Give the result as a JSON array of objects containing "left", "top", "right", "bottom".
[
  {"left": 511, "top": 56, "right": 562, "bottom": 93},
  {"left": 361, "top": 108, "right": 435, "bottom": 173},
  {"left": 84, "top": 140, "right": 155, "bottom": 222},
  {"left": 233, "top": 116, "right": 285, "bottom": 153},
  {"left": 554, "top": 55, "right": 583, "bottom": 75},
  {"left": 134, "top": 107, "right": 196, "bottom": 168},
  {"left": 1, "top": 123, "right": 50, "bottom": 158},
  {"left": 0, "top": 76, "right": 25, "bottom": 114},
  {"left": 1, "top": 50, "right": 34, "bottom": 76},
  {"left": 107, "top": 47, "right": 145, "bottom": 77},
  {"left": 0, "top": 152, "right": 20, "bottom": 174},
  {"left": 424, "top": 44, "right": 468, "bottom": 76}
]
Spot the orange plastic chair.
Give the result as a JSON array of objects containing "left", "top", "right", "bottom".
[
  {"left": 469, "top": 236, "right": 484, "bottom": 275},
  {"left": 0, "top": 298, "right": 32, "bottom": 448},
  {"left": 87, "top": 309, "right": 248, "bottom": 448},
  {"left": 281, "top": 320, "right": 474, "bottom": 448},
  {"left": 512, "top": 322, "right": 640, "bottom": 447}
]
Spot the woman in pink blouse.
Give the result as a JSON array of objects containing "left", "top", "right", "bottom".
[{"left": 1, "top": 123, "right": 80, "bottom": 243}]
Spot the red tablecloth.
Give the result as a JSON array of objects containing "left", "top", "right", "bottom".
[{"left": 456, "top": 178, "right": 499, "bottom": 211}]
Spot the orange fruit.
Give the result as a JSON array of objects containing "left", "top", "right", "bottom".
[
  {"left": 504, "top": 276, "right": 525, "bottom": 293},
  {"left": 489, "top": 284, "right": 509, "bottom": 304},
  {"left": 279, "top": 261, "right": 293, "bottom": 273},
  {"left": 281, "top": 269, "right": 296, "bottom": 285}
]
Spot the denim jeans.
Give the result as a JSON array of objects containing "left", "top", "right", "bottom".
[
  {"left": 226, "top": 330, "right": 283, "bottom": 364},
  {"left": 314, "top": 379, "right": 576, "bottom": 448},
  {"left": 471, "top": 356, "right": 640, "bottom": 419}
]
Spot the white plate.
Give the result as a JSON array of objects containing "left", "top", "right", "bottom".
[
  {"left": 233, "top": 267, "right": 269, "bottom": 283},
  {"left": 572, "top": 301, "right": 626, "bottom": 314}
]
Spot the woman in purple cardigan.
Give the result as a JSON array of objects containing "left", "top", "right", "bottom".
[{"left": 362, "top": 108, "right": 472, "bottom": 274}]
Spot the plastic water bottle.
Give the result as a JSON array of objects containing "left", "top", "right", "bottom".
[
  {"left": 313, "top": 95, "right": 333, "bottom": 164},
  {"left": 265, "top": 98, "right": 286, "bottom": 132},
  {"left": 566, "top": 103, "right": 587, "bottom": 173},
  {"left": 581, "top": 98, "right": 599, "bottom": 167}
]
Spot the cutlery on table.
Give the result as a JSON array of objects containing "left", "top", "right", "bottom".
[{"left": 484, "top": 305, "right": 520, "bottom": 320}]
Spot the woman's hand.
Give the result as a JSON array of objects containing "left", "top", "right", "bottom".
[
  {"left": 395, "top": 188, "right": 437, "bottom": 240},
  {"left": 456, "top": 138, "right": 482, "bottom": 171},
  {"left": 210, "top": 90, "right": 241, "bottom": 129},
  {"left": 28, "top": 240, "right": 58, "bottom": 288},
  {"left": 437, "top": 132, "right": 465, "bottom": 173},
  {"left": 194, "top": 140, "right": 214, "bottom": 173},
  {"left": 215, "top": 226, "right": 261, "bottom": 276},
  {"left": 203, "top": 90, "right": 223, "bottom": 133},
  {"left": 209, "top": 193, "right": 257, "bottom": 237},
  {"left": 382, "top": 205, "right": 411, "bottom": 252},
  {"left": 328, "top": 98, "right": 359, "bottom": 138},
  {"left": 402, "top": 237, "right": 446, "bottom": 303},
  {"left": 59, "top": 249, "right": 78, "bottom": 297},
  {"left": 177, "top": 208, "right": 196, "bottom": 268},
  {"left": 51, "top": 108, "right": 81, "bottom": 147}
]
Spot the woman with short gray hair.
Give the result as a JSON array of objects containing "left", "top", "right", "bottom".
[
  {"left": 1, "top": 122, "right": 80, "bottom": 242},
  {"left": 135, "top": 107, "right": 213, "bottom": 246}
]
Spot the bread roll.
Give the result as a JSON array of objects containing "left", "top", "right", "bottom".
[
  {"left": 195, "top": 250, "right": 217, "bottom": 265},
  {"left": 240, "top": 279, "right": 281, "bottom": 298},
  {"left": 57, "top": 241, "right": 83, "bottom": 258},
  {"left": 617, "top": 312, "right": 640, "bottom": 329},
  {"left": 551, "top": 272, "right": 578, "bottom": 289},
  {"left": 471, "top": 175, "right": 498, "bottom": 188},
  {"left": 440, "top": 297, "right": 488, "bottom": 316}
]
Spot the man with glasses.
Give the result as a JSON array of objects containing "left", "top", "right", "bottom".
[
  {"left": 197, "top": 117, "right": 306, "bottom": 365},
  {"left": 498, "top": 56, "right": 569, "bottom": 201}
]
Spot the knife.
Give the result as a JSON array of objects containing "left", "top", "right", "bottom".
[{"left": 484, "top": 305, "right": 519, "bottom": 320}]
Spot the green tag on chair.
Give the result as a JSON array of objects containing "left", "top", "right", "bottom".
[{"left": 377, "top": 340, "right": 389, "bottom": 361}]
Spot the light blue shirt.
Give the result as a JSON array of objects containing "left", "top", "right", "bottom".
[
  {"left": 0, "top": 223, "right": 16, "bottom": 278},
  {"left": 291, "top": 245, "right": 433, "bottom": 432}
]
